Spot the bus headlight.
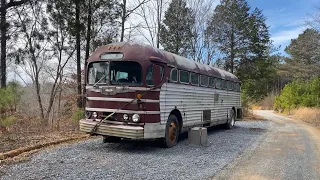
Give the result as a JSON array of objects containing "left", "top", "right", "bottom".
[
  {"left": 123, "top": 114, "right": 129, "bottom": 121},
  {"left": 85, "top": 111, "right": 92, "bottom": 119},
  {"left": 132, "top": 114, "right": 140, "bottom": 122},
  {"left": 92, "top": 112, "right": 97, "bottom": 118}
]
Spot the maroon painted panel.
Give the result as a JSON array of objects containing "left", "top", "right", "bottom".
[
  {"left": 86, "top": 90, "right": 160, "bottom": 100},
  {"left": 87, "top": 100, "right": 159, "bottom": 111}
]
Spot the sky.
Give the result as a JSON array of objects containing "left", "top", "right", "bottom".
[{"left": 246, "top": 0, "right": 320, "bottom": 55}]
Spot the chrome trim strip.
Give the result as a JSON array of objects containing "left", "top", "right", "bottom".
[{"left": 85, "top": 108, "right": 160, "bottom": 115}]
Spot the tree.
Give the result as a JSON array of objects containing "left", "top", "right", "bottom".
[
  {"left": 135, "top": 0, "right": 167, "bottom": 47},
  {"left": 0, "top": 0, "right": 30, "bottom": 88},
  {"left": 207, "top": 0, "right": 273, "bottom": 101},
  {"left": 119, "top": 0, "right": 150, "bottom": 42},
  {"left": 160, "top": 0, "right": 195, "bottom": 56},
  {"left": 13, "top": 0, "right": 49, "bottom": 121},
  {"left": 206, "top": 0, "right": 250, "bottom": 73},
  {"left": 284, "top": 28, "right": 320, "bottom": 78},
  {"left": 187, "top": 0, "right": 216, "bottom": 63}
]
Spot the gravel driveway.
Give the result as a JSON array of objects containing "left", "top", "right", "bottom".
[{"left": 0, "top": 121, "right": 271, "bottom": 180}]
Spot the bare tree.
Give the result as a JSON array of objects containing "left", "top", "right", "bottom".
[
  {"left": 134, "top": 0, "right": 169, "bottom": 47},
  {"left": 12, "top": 1, "right": 75, "bottom": 123},
  {"left": 120, "top": 0, "right": 150, "bottom": 42},
  {"left": 187, "top": 0, "right": 216, "bottom": 63},
  {"left": 13, "top": 1, "right": 48, "bottom": 120}
]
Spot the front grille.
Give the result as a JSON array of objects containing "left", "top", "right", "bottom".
[
  {"left": 80, "top": 119, "right": 144, "bottom": 139},
  {"left": 101, "top": 112, "right": 117, "bottom": 121}
]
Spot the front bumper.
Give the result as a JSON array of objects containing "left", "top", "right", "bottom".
[{"left": 79, "top": 119, "right": 144, "bottom": 139}]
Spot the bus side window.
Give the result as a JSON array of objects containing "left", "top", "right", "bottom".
[
  {"left": 227, "top": 81, "right": 232, "bottom": 90},
  {"left": 200, "top": 75, "right": 208, "bottom": 87},
  {"left": 146, "top": 65, "right": 153, "bottom": 85},
  {"left": 191, "top": 73, "right": 199, "bottom": 85},
  {"left": 170, "top": 69, "right": 178, "bottom": 82},
  {"left": 179, "top": 70, "right": 189, "bottom": 84},
  {"left": 233, "top": 82, "right": 237, "bottom": 91},
  {"left": 222, "top": 80, "right": 227, "bottom": 89},
  {"left": 216, "top": 79, "right": 221, "bottom": 89},
  {"left": 209, "top": 77, "right": 215, "bottom": 88}
]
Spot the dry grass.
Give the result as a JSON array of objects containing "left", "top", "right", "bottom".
[
  {"left": 0, "top": 113, "right": 83, "bottom": 154},
  {"left": 243, "top": 110, "right": 265, "bottom": 121},
  {"left": 289, "top": 108, "right": 320, "bottom": 127}
]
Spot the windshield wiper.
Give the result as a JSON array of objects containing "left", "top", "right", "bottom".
[{"left": 93, "top": 74, "right": 109, "bottom": 88}]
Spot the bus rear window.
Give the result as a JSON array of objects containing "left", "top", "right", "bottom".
[{"left": 110, "top": 61, "right": 142, "bottom": 85}]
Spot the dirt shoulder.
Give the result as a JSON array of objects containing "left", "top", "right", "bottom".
[{"left": 0, "top": 131, "right": 86, "bottom": 154}]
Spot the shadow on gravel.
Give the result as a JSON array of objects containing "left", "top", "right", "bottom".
[{"left": 100, "top": 125, "right": 245, "bottom": 152}]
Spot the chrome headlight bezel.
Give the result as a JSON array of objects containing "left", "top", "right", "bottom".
[
  {"left": 123, "top": 114, "right": 129, "bottom": 121},
  {"left": 85, "top": 111, "right": 92, "bottom": 119},
  {"left": 132, "top": 114, "right": 140, "bottom": 122},
  {"left": 92, "top": 112, "right": 97, "bottom": 118}
]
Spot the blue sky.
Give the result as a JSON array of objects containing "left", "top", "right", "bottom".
[{"left": 247, "top": 0, "right": 320, "bottom": 55}]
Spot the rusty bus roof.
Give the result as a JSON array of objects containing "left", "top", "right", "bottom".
[{"left": 87, "top": 42, "right": 239, "bottom": 82}]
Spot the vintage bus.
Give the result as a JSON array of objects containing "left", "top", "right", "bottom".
[{"left": 80, "top": 42, "right": 242, "bottom": 147}]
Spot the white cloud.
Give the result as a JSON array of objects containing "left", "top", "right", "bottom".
[{"left": 271, "top": 27, "right": 306, "bottom": 46}]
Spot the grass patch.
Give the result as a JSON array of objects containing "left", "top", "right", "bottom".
[{"left": 290, "top": 108, "right": 320, "bottom": 127}]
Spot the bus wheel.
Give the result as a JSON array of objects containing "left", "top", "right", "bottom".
[
  {"left": 102, "top": 135, "right": 121, "bottom": 143},
  {"left": 224, "top": 110, "right": 235, "bottom": 129},
  {"left": 163, "top": 115, "right": 179, "bottom": 148}
]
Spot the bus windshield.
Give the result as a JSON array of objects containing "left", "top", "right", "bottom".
[
  {"left": 88, "top": 62, "right": 109, "bottom": 85},
  {"left": 110, "top": 61, "right": 142, "bottom": 85}
]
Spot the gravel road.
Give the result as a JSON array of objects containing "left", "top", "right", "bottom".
[
  {"left": 0, "top": 120, "right": 272, "bottom": 180},
  {"left": 213, "top": 110, "right": 320, "bottom": 180},
  {"left": 1, "top": 110, "right": 319, "bottom": 180}
]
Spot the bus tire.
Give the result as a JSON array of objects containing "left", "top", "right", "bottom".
[
  {"left": 224, "top": 110, "right": 236, "bottom": 129},
  {"left": 102, "top": 135, "right": 121, "bottom": 143},
  {"left": 163, "top": 114, "right": 179, "bottom": 148}
]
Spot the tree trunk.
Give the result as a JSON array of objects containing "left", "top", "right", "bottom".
[
  {"left": 35, "top": 73, "right": 45, "bottom": 121},
  {"left": 120, "top": 0, "right": 126, "bottom": 42},
  {"left": 230, "top": 26, "right": 235, "bottom": 74},
  {"left": 156, "top": 0, "right": 162, "bottom": 48},
  {"left": 83, "top": 0, "right": 92, "bottom": 106},
  {"left": 0, "top": 0, "right": 6, "bottom": 88},
  {"left": 85, "top": 0, "right": 92, "bottom": 61},
  {"left": 75, "top": 0, "right": 82, "bottom": 108}
]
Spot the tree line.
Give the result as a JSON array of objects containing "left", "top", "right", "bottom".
[{"left": 0, "top": 0, "right": 318, "bottom": 123}]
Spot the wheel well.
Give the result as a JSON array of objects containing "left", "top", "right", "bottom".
[
  {"left": 232, "top": 107, "right": 236, "bottom": 114},
  {"left": 170, "top": 109, "right": 183, "bottom": 132}
]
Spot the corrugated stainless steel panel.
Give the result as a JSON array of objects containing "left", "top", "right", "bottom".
[
  {"left": 160, "top": 83, "right": 241, "bottom": 126},
  {"left": 79, "top": 119, "right": 144, "bottom": 139}
]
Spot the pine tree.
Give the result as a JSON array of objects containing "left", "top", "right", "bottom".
[
  {"left": 159, "top": 0, "right": 195, "bottom": 56},
  {"left": 206, "top": 0, "right": 250, "bottom": 73},
  {"left": 285, "top": 28, "right": 320, "bottom": 65}
]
